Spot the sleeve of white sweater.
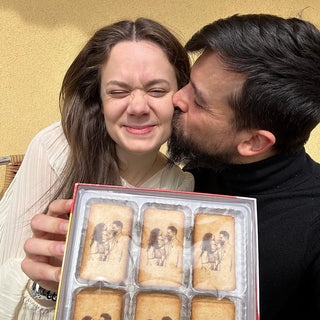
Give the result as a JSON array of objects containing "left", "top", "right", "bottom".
[{"left": 0, "top": 122, "right": 68, "bottom": 320}]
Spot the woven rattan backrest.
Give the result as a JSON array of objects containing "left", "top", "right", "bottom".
[{"left": 0, "top": 154, "right": 24, "bottom": 198}]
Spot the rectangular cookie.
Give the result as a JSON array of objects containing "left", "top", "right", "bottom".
[
  {"left": 191, "top": 296, "right": 235, "bottom": 319},
  {"left": 79, "top": 203, "right": 133, "bottom": 282},
  {"left": 138, "top": 208, "right": 185, "bottom": 287},
  {"left": 135, "top": 292, "right": 181, "bottom": 320},
  {"left": 73, "top": 288, "right": 125, "bottom": 320},
  {"left": 193, "top": 214, "right": 235, "bottom": 291}
]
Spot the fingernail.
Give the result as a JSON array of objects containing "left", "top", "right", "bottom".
[
  {"left": 65, "top": 199, "right": 73, "bottom": 208},
  {"left": 61, "top": 221, "right": 69, "bottom": 233},
  {"left": 57, "top": 269, "right": 61, "bottom": 282},
  {"left": 57, "top": 243, "right": 65, "bottom": 254}
]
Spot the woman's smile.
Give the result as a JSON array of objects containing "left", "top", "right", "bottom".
[{"left": 124, "top": 125, "right": 156, "bottom": 135}]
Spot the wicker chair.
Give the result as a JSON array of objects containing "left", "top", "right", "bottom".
[{"left": 0, "top": 154, "right": 24, "bottom": 198}]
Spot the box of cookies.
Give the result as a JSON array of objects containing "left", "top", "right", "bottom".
[{"left": 54, "top": 183, "right": 259, "bottom": 320}]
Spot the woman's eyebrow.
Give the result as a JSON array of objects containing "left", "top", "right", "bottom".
[
  {"left": 145, "top": 79, "right": 170, "bottom": 87},
  {"left": 104, "top": 80, "right": 130, "bottom": 89},
  {"left": 104, "top": 79, "right": 170, "bottom": 88}
]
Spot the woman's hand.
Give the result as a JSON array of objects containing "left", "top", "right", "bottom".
[{"left": 21, "top": 199, "right": 72, "bottom": 292}]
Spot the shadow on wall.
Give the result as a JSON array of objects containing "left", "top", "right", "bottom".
[
  {"left": 1, "top": 0, "right": 319, "bottom": 35},
  {"left": 0, "top": 0, "right": 201, "bottom": 36}
]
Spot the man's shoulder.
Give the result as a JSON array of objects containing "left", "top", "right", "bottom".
[{"left": 184, "top": 167, "right": 220, "bottom": 193}]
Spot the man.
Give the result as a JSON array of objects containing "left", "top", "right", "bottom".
[
  {"left": 168, "top": 14, "right": 320, "bottom": 319},
  {"left": 216, "top": 230, "right": 232, "bottom": 272},
  {"left": 107, "top": 220, "right": 125, "bottom": 262},
  {"left": 164, "top": 226, "right": 180, "bottom": 267}
]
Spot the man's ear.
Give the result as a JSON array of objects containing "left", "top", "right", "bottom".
[{"left": 237, "top": 130, "right": 276, "bottom": 157}]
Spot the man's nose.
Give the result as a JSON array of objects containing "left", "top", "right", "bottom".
[
  {"left": 127, "top": 90, "right": 150, "bottom": 116},
  {"left": 172, "top": 84, "right": 189, "bottom": 113}
]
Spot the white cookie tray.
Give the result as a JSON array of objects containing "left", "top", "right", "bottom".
[{"left": 54, "top": 183, "right": 259, "bottom": 320}]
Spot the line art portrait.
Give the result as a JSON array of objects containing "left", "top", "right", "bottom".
[
  {"left": 193, "top": 214, "right": 235, "bottom": 291},
  {"left": 79, "top": 203, "right": 133, "bottom": 282},
  {"left": 138, "top": 208, "right": 184, "bottom": 287}
]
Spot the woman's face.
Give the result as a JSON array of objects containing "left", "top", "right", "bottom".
[
  {"left": 158, "top": 232, "right": 166, "bottom": 247},
  {"left": 100, "top": 40, "right": 178, "bottom": 156}
]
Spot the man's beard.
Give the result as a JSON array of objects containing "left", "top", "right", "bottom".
[{"left": 167, "top": 113, "right": 236, "bottom": 172}]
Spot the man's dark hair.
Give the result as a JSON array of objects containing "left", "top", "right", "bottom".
[
  {"left": 220, "top": 230, "right": 230, "bottom": 240},
  {"left": 167, "top": 226, "right": 178, "bottom": 235},
  {"left": 113, "top": 220, "right": 123, "bottom": 229},
  {"left": 186, "top": 14, "right": 320, "bottom": 153},
  {"left": 100, "top": 313, "right": 111, "bottom": 320}
]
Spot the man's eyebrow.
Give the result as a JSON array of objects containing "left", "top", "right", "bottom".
[{"left": 190, "top": 80, "right": 207, "bottom": 105}]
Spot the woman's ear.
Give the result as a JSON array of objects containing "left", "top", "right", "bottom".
[{"left": 237, "top": 130, "right": 276, "bottom": 157}]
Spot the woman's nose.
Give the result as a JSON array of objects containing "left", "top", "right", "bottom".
[{"left": 127, "top": 90, "right": 150, "bottom": 116}]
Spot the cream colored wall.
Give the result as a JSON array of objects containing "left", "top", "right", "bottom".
[{"left": 1, "top": 0, "right": 319, "bottom": 184}]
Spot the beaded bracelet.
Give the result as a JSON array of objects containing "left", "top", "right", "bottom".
[{"left": 29, "top": 281, "right": 57, "bottom": 301}]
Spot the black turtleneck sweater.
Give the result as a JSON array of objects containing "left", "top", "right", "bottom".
[{"left": 188, "top": 149, "right": 320, "bottom": 320}]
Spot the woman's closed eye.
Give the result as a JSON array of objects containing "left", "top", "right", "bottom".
[
  {"left": 147, "top": 88, "right": 167, "bottom": 97},
  {"left": 108, "top": 90, "right": 130, "bottom": 98},
  {"left": 107, "top": 87, "right": 168, "bottom": 99}
]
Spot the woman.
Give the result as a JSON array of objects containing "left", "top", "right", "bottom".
[
  {"left": 200, "top": 232, "right": 215, "bottom": 270},
  {"left": 147, "top": 228, "right": 166, "bottom": 266},
  {"left": 89, "top": 222, "right": 111, "bottom": 261},
  {"left": 0, "top": 18, "right": 193, "bottom": 319}
]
